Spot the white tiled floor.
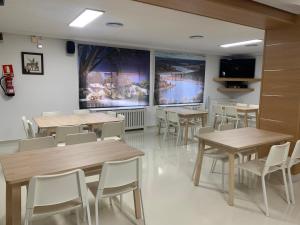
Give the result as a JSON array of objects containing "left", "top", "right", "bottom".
[{"left": 1, "top": 128, "right": 300, "bottom": 225}]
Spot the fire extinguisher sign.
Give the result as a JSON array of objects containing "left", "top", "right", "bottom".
[{"left": 2, "top": 65, "right": 14, "bottom": 77}]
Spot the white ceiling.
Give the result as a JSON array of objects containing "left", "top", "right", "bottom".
[
  {"left": 254, "top": 0, "right": 300, "bottom": 14},
  {"left": 0, "top": 0, "right": 265, "bottom": 55}
]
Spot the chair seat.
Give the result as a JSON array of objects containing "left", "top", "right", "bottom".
[
  {"left": 33, "top": 199, "right": 82, "bottom": 215},
  {"left": 88, "top": 181, "right": 137, "bottom": 197},
  {"left": 238, "top": 159, "right": 281, "bottom": 176},
  {"left": 103, "top": 136, "right": 121, "bottom": 141},
  {"left": 204, "top": 148, "right": 228, "bottom": 160}
]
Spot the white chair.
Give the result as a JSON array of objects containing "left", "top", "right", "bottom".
[
  {"left": 24, "top": 169, "right": 91, "bottom": 225},
  {"left": 236, "top": 103, "right": 248, "bottom": 107},
  {"left": 101, "top": 121, "right": 124, "bottom": 141},
  {"left": 22, "top": 116, "right": 29, "bottom": 138},
  {"left": 213, "top": 104, "right": 225, "bottom": 129},
  {"left": 156, "top": 108, "right": 167, "bottom": 135},
  {"left": 195, "top": 127, "right": 228, "bottom": 191},
  {"left": 238, "top": 142, "right": 291, "bottom": 216},
  {"left": 19, "top": 136, "right": 56, "bottom": 151},
  {"left": 42, "top": 111, "right": 61, "bottom": 116},
  {"left": 287, "top": 140, "right": 300, "bottom": 204},
  {"left": 55, "top": 125, "right": 82, "bottom": 144},
  {"left": 223, "top": 106, "right": 239, "bottom": 128},
  {"left": 66, "top": 132, "right": 97, "bottom": 145},
  {"left": 87, "top": 157, "right": 145, "bottom": 225},
  {"left": 117, "top": 114, "right": 126, "bottom": 135},
  {"left": 164, "top": 111, "right": 184, "bottom": 145},
  {"left": 0, "top": 139, "right": 19, "bottom": 155},
  {"left": 74, "top": 109, "right": 90, "bottom": 115}
]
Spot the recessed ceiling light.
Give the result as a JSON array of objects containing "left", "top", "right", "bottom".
[
  {"left": 69, "top": 9, "right": 104, "bottom": 28},
  {"left": 189, "top": 35, "right": 204, "bottom": 39},
  {"left": 220, "top": 39, "right": 262, "bottom": 48},
  {"left": 106, "top": 22, "right": 124, "bottom": 28}
]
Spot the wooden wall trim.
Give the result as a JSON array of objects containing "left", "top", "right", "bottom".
[{"left": 133, "top": 0, "right": 297, "bottom": 29}]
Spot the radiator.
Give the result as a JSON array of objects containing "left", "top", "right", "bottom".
[{"left": 116, "top": 109, "right": 145, "bottom": 130}]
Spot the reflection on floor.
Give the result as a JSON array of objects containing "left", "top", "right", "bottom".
[{"left": 1, "top": 128, "right": 300, "bottom": 225}]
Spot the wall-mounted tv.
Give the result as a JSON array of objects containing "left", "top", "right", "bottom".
[
  {"left": 219, "top": 58, "right": 255, "bottom": 78},
  {"left": 154, "top": 54, "right": 206, "bottom": 105},
  {"left": 78, "top": 44, "right": 150, "bottom": 109}
]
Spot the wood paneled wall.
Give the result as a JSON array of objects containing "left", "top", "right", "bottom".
[{"left": 260, "top": 25, "right": 300, "bottom": 173}]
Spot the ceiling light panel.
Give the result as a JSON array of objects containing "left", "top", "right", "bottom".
[
  {"left": 69, "top": 9, "right": 104, "bottom": 28},
  {"left": 220, "top": 39, "right": 262, "bottom": 48}
]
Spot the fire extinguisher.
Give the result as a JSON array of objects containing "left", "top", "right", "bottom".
[{"left": 0, "top": 64, "right": 15, "bottom": 97}]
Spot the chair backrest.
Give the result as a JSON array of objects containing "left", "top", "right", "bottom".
[
  {"left": 22, "top": 116, "right": 29, "bottom": 138},
  {"left": 264, "top": 142, "right": 290, "bottom": 172},
  {"left": 97, "top": 157, "right": 142, "bottom": 191},
  {"left": 42, "top": 111, "right": 61, "bottom": 116},
  {"left": 214, "top": 104, "right": 224, "bottom": 115},
  {"left": 66, "top": 132, "right": 97, "bottom": 145},
  {"left": 167, "top": 111, "right": 179, "bottom": 123},
  {"left": 156, "top": 108, "right": 166, "bottom": 120},
  {"left": 106, "top": 111, "right": 117, "bottom": 117},
  {"left": 26, "top": 169, "right": 87, "bottom": 208},
  {"left": 73, "top": 109, "right": 90, "bottom": 115},
  {"left": 117, "top": 114, "right": 126, "bottom": 132},
  {"left": 27, "top": 120, "right": 36, "bottom": 138},
  {"left": 55, "top": 125, "right": 82, "bottom": 143},
  {"left": 224, "top": 106, "right": 238, "bottom": 117},
  {"left": 19, "top": 136, "right": 56, "bottom": 151},
  {"left": 290, "top": 140, "right": 300, "bottom": 166},
  {"left": 101, "top": 121, "right": 124, "bottom": 140},
  {"left": 236, "top": 103, "right": 248, "bottom": 107},
  {"left": 0, "top": 139, "right": 19, "bottom": 155},
  {"left": 218, "top": 123, "right": 235, "bottom": 131}
]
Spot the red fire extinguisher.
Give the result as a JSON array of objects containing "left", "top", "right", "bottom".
[{"left": 1, "top": 64, "right": 15, "bottom": 96}]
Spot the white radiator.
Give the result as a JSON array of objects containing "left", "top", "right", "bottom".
[{"left": 116, "top": 109, "right": 145, "bottom": 130}]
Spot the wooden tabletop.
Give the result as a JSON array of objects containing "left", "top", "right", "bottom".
[
  {"left": 196, "top": 127, "right": 293, "bottom": 151},
  {"left": 164, "top": 107, "right": 208, "bottom": 116},
  {"left": 34, "top": 112, "right": 121, "bottom": 128},
  {"left": 0, "top": 140, "right": 144, "bottom": 184}
]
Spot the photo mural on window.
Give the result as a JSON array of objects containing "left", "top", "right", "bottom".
[
  {"left": 154, "top": 53, "right": 206, "bottom": 105},
  {"left": 78, "top": 44, "right": 150, "bottom": 109}
]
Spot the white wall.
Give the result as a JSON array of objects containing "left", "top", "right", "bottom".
[
  {"left": 0, "top": 34, "right": 262, "bottom": 140},
  {"left": 0, "top": 34, "right": 78, "bottom": 140}
]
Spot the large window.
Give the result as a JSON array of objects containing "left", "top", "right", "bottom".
[{"left": 78, "top": 44, "right": 150, "bottom": 109}]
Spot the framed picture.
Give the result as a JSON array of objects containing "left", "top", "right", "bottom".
[{"left": 21, "top": 52, "right": 44, "bottom": 75}]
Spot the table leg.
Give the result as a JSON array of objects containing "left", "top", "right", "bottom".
[
  {"left": 184, "top": 120, "right": 189, "bottom": 145},
  {"left": 6, "top": 183, "right": 22, "bottom": 225},
  {"left": 133, "top": 188, "right": 142, "bottom": 219},
  {"left": 244, "top": 112, "right": 248, "bottom": 127},
  {"left": 202, "top": 114, "right": 207, "bottom": 127},
  {"left": 255, "top": 110, "right": 259, "bottom": 128},
  {"left": 228, "top": 152, "right": 235, "bottom": 206},
  {"left": 193, "top": 140, "right": 205, "bottom": 186}
]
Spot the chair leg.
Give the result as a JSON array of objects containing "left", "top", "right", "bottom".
[
  {"left": 210, "top": 159, "right": 217, "bottom": 173},
  {"left": 120, "top": 194, "right": 123, "bottom": 211},
  {"left": 95, "top": 198, "right": 100, "bottom": 225},
  {"left": 140, "top": 190, "right": 146, "bottom": 225},
  {"left": 176, "top": 127, "right": 181, "bottom": 145},
  {"left": 282, "top": 168, "right": 290, "bottom": 204},
  {"left": 163, "top": 124, "right": 168, "bottom": 140},
  {"left": 261, "top": 175, "right": 269, "bottom": 216},
  {"left": 158, "top": 121, "right": 161, "bottom": 135},
  {"left": 76, "top": 208, "right": 81, "bottom": 225},
  {"left": 222, "top": 161, "right": 225, "bottom": 192},
  {"left": 288, "top": 167, "right": 295, "bottom": 204}
]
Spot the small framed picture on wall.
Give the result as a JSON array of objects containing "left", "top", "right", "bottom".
[{"left": 21, "top": 52, "right": 44, "bottom": 75}]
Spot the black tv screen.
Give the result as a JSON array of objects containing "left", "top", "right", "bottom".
[{"left": 219, "top": 58, "right": 255, "bottom": 78}]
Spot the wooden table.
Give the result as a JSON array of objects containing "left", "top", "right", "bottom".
[
  {"left": 0, "top": 140, "right": 144, "bottom": 225},
  {"left": 165, "top": 107, "right": 208, "bottom": 145},
  {"left": 235, "top": 106, "right": 259, "bottom": 127},
  {"left": 193, "top": 127, "right": 293, "bottom": 206},
  {"left": 34, "top": 112, "right": 121, "bottom": 135}
]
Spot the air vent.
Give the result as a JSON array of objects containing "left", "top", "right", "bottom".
[{"left": 0, "top": 0, "right": 4, "bottom": 6}]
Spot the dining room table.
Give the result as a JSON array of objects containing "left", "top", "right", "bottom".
[
  {"left": 164, "top": 107, "right": 208, "bottom": 145},
  {"left": 34, "top": 112, "right": 121, "bottom": 135},
  {"left": 192, "top": 127, "right": 293, "bottom": 206},
  {"left": 0, "top": 140, "right": 145, "bottom": 225}
]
